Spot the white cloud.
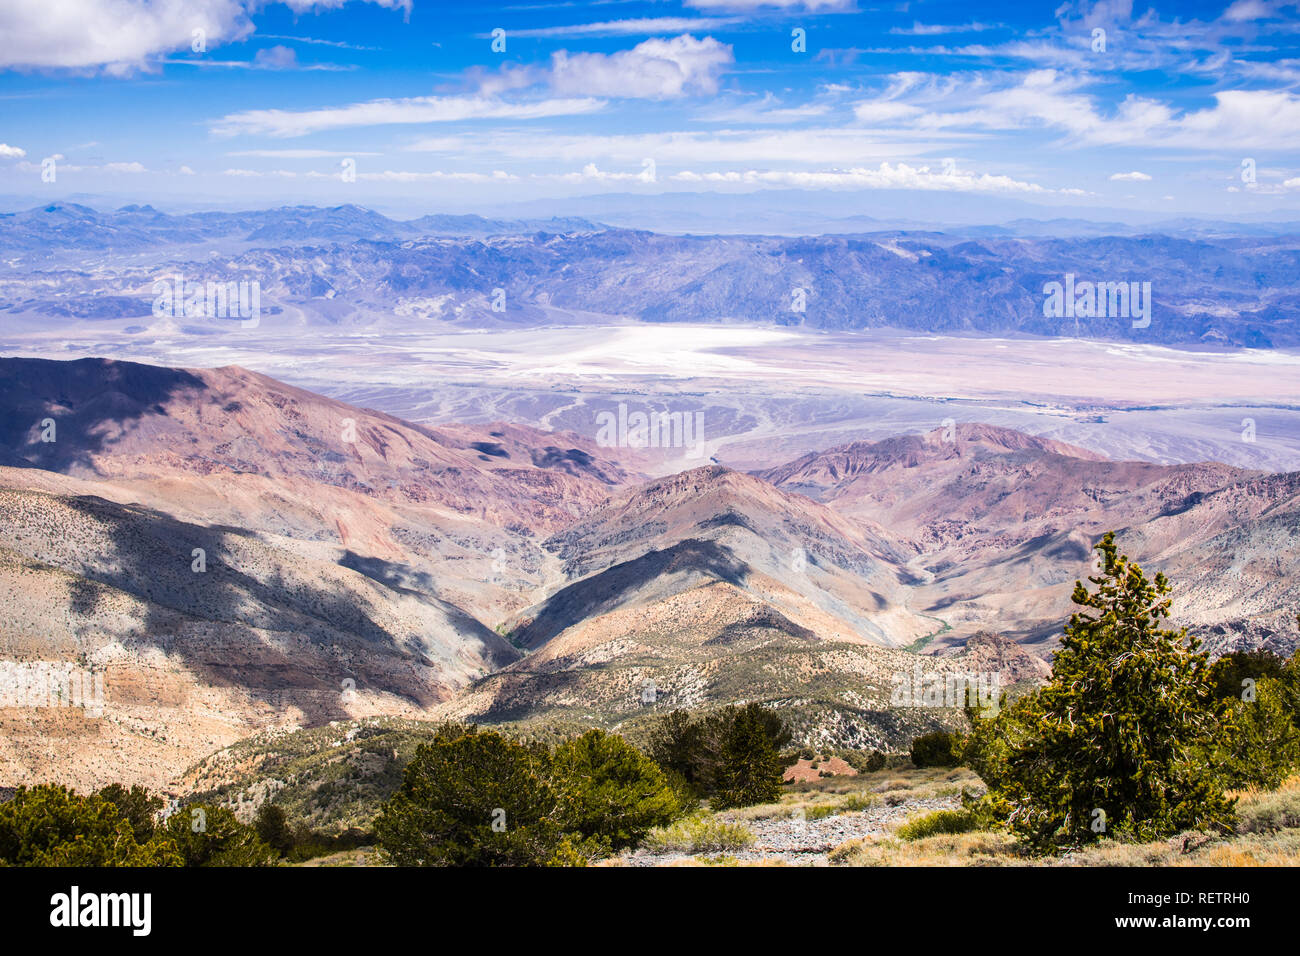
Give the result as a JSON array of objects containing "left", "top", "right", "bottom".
[
  {"left": 0, "top": 0, "right": 406, "bottom": 72},
  {"left": 211, "top": 33, "right": 733, "bottom": 137},
  {"left": 0, "top": 0, "right": 248, "bottom": 72},
  {"left": 695, "top": 92, "right": 833, "bottom": 123},
  {"left": 1168, "top": 89, "right": 1300, "bottom": 150},
  {"left": 0, "top": 143, "right": 26, "bottom": 158},
  {"left": 890, "top": 22, "right": 1001, "bottom": 35},
  {"left": 683, "top": 0, "right": 853, "bottom": 9},
  {"left": 541, "top": 160, "right": 658, "bottom": 184},
  {"left": 1222, "top": 0, "right": 1278, "bottom": 21},
  {"left": 358, "top": 169, "right": 518, "bottom": 182},
  {"left": 212, "top": 95, "right": 605, "bottom": 137},
  {"left": 852, "top": 70, "right": 1300, "bottom": 151},
  {"left": 405, "top": 127, "right": 964, "bottom": 167},
  {"left": 669, "top": 161, "right": 1071, "bottom": 195},
  {"left": 1109, "top": 170, "right": 1152, "bottom": 180},
  {"left": 15, "top": 155, "right": 145, "bottom": 173},
  {"left": 500, "top": 18, "right": 742, "bottom": 39},
  {"left": 253, "top": 45, "right": 298, "bottom": 70},
  {"left": 854, "top": 101, "right": 924, "bottom": 124},
  {"left": 549, "top": 35, "right": 733, "bottom": 99},
  {"left": 280, "top": 0, "right": 410, "bottom": 13},
  {"left": 227, "top": 149, "right": 381, "bottom": 158}
]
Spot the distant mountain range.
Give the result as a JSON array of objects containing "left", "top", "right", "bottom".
[
  {"left": 484, "top": 188, "right": 1300, "bottom": 238},
  {"left": 2, "top": 202, "right": 1298, "bottom": 346},
  {"left": 0, "top": 202, "right": 607, "bottom": 254},
  {"left": 1, "top": 356, "right": 1296, "bottom": 792}
]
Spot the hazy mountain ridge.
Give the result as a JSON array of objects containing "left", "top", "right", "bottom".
[
  {"left": 2, "top": 203, "right": 1298, "bottom": 346},
  {"left": 0, "top": 202, "right": 606, "bottom": 254}
]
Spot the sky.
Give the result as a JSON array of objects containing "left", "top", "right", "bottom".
[{"left": 1, "top": 0, "right": 1300, "bottom": 219}]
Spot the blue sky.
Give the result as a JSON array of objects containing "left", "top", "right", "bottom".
[{"left": 2, "top": 0, "right": 1299, "bottom": 218}]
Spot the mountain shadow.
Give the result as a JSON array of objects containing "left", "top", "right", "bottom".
[
  {"left": 0, "top": 356, "right": 207, "bottom": 473},
  {"left": 513, "top": 538, "right": 750, "bottom": 650}
]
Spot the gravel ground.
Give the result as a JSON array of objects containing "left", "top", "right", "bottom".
[{"left": 619, "top": 795, "right": 960, "bottom": 866}]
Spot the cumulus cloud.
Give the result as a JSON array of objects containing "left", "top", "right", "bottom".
[
  {"left": 0, "top": 144, "right": 27, "bottom": 158},
  {"left": 541, "top": 160, "right": 658, "bottom": 184},
  {"left": 1109, "top": 170, "right": 1152, "bottom": 180},
  {"left": 211, "top": 33, "right": 733, "bottom": 136},
  {"left": 0, "top": 0, "right": 406, "bottom": 72},
  {"left": 549, "top": 35, "right": 733, "bottom": 99},
  {"left": 1222, "top": 0, "right": 1279, "bottom": 21}
]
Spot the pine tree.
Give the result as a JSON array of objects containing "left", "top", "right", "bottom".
[
  {"left": 712, "top": 703, "right": 788, "bottom": 809},
  {"left": 374, "top": 725, "right": 580, "bottom": 866},
  {"left": 989, "top": 532, "right": 1235, "bottom": 848}
]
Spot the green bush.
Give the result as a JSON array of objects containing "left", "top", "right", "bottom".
[
  {"left": 1213, "top": 677, "right": 1300, "bottom": 790},
  {"left": 284, "top": 826, "right": 373, "bottom": 863},
  {"left": 0, "top": 785, "right": 181, "bottom": 867},
  {"left": 1209, "top": 648, "right": 1288, "bottom": 702},
  {"left": 910, "top": 731, "right": 965, "bottom": 768},
  {"left": 643, "top": 813, "right": 755, "bottom": 854},
  {"left": 896, "top": 808, "right": 982, "bottom": 841},
  {"left": 162, "top": 804, "right": 279, "bottom": 867},
  {"left": 551, "top": 729, "right": 682, "bottom": 854},
  {"left": 1236, "top": 786, "right": 1300, "bottom": 835}
]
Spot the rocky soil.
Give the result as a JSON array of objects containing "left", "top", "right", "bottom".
[{"left": 619, "top": 794, "right": 961, "bottom": 867}]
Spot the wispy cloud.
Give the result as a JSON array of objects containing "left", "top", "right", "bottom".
[
  {"left": 683, "top": 0, "right": 855, "bottom": 10},
  {"left": 227, "top": 149, "right": 383, "bottom": 157},
  {"left": 212, "top": 33, "right": 734, "bottom": 136},
  {"left": 494, "top": 17, "right": 743, "bottom": 38},
  {"left": 889, "top": 22, "right": 1002, "bottom": 36},
  {"left": 670, "top": 161, "right": 1083, "bottom": 196},
  {"left": 212, "top": 95, "right": 605, "bottom": 137},
  {"left": 851, "top": 69, "right": 1300, "bottom": 151}
]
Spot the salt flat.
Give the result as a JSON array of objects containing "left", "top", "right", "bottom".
[{"left": 5, "top": 321, "right": 1300, "bottom": 472}]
